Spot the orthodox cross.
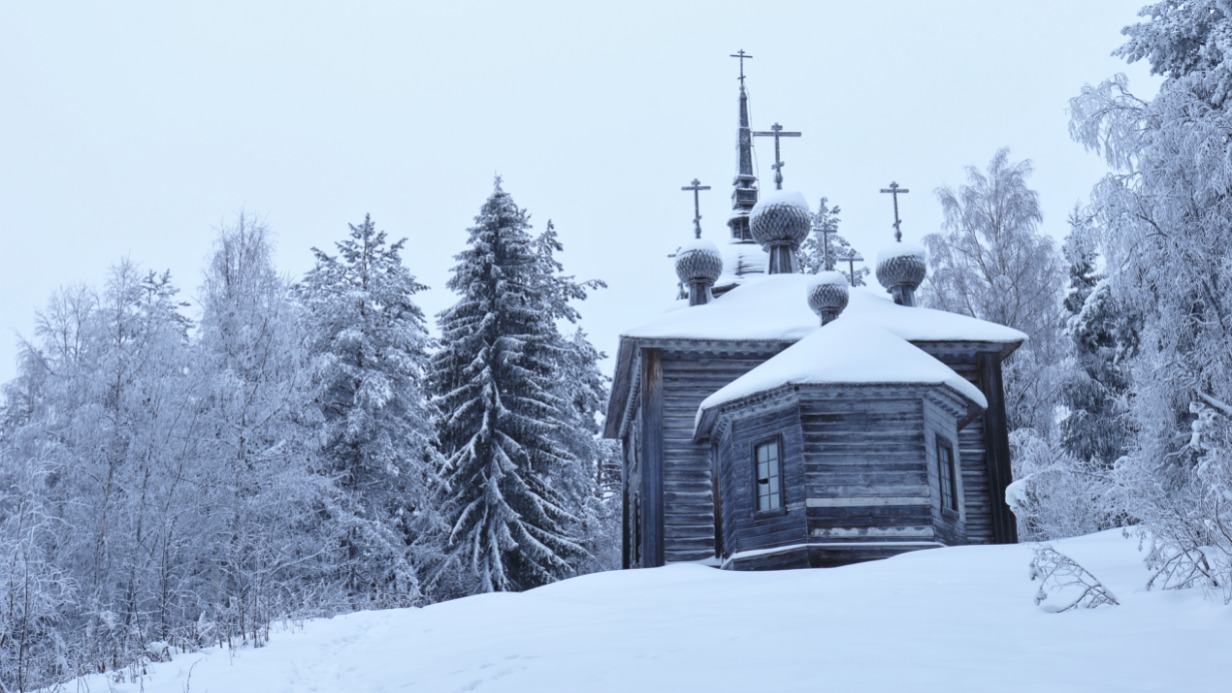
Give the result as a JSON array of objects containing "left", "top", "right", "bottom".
[
  {"left": 753, "top": 123, "right": 802, "bottom": 190},
  {"left": 880, "top": 181, "right": 910, "bottom": 242},
  {"left": 730, "top": 49, "right": 753, "bottom": 87},
  {"left": 842, "top": 250, "right": 864, "bottom": 285},
  {"left": 814, "top": 212, "right": 836, "bottom": 272},
  {"left": 681, "top": 178, "right": 711, "bottom": 239}
]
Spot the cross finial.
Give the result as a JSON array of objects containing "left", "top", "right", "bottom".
[
  {"left": 817, "top": 216, "right": 835, "bottom": 271},
  {"left": 753, "top": 122, "right": 802, "bottom": 190},
  {"left": 880, "top": 181, "right": 911, "bottom": 242},
  {"left": 681, "top": 178, "right": 712, "bottom": 239},
  {"left": 730, "top": 49, "right": 753, "bottom": 88},
  {"left": 842, "top": 249, "right": 864, "bottom": 285}
]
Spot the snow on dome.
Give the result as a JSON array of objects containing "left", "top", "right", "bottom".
[
  {"left": 678, "top": 238, "right": 721, "bottom": 255},
  {"left": 808, "top": 270, "right": 849, "bottom": 288},
  {"left": 696, "top": 318, "right": 988, "bottom": 428},
  {"left": 876, "top": 241, "right": 926, "bottom": 264},
  {"left": 621, "top": 273, "right": 1026, "bottom": 345},
  {"left": 751, "top": 189, "right": 810, "bottom": 216}
]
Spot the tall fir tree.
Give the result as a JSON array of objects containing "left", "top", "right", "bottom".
[
  {"left": 299, "top": 214, "right": 441, "bottom": 607},
  {"left": 1057, "top": 210, "right": 1134, "bottom": 470},
  {"left": 532, "top": 221, "right": 619, "bottom": 574},
  {"left": 430, "top": 180, "right": 585, "bottom": 595}
]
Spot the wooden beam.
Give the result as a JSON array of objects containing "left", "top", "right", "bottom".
[
  {"left": 640, "top": 347, "right": 666, "bottom": 567},
  {"left": 979, "top": 352, "right": 1018, "bottom": 543}
]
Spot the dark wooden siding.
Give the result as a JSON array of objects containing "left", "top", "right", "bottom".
[
  {"left": 718, "top": 405, "right": 808, "bottom": 564},
  {"left": 924, "top": 398, "right": 965, "bottom": 546},
  {"left": 798, "top": 395, "right": 936, "bottom": 545},
  {"left": 658, "top": 349, "right": 782, "bottom": 563},
  {"left": 917, "top": 350, "right": 994, "bottom": 544}
]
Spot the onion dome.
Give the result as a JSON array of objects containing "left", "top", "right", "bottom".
[
  {"left": 676, "top": 239, "right": 724, "bottom": 306},
  {"left": 807, "top": 270, "right": 850, "bottom": 325},
  {"left": 876, "top": 242, "right": 927, "bottom": 307},
  {"left": 750, "top": 190, "right": 810, "bottom": 274}
]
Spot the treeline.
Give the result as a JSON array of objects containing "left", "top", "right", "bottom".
[
  {"left": 0, "top": 181, "right": 620, "bottom": 690},
  {"left": 916, "top": 1, "right": 1232, "bottom": 607}
]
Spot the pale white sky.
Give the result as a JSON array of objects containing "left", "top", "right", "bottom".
[{"left": 0, "top": 1, "right": 1156, "bottom": 386}]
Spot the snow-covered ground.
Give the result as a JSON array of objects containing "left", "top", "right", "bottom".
[{"left": 58, "top": 530, "right": 1229, "bottom": 693}]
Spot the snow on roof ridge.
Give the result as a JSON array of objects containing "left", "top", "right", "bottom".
[
  {"left": 695, "top": 317, "right": 989, "bottom": 423},
  {"left": 620, "top": 273, "right": 1026, "bottom": 344}
]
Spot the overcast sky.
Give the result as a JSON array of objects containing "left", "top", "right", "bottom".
[{"left": 0, "top": 1, "right": 1158, "bottom": 386}]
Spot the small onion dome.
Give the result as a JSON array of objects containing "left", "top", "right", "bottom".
[
  {"left": 807, "top": 270, "right": 850, "bottom": 325},
  {"left": 750, "top": 189, "right": 811, "bottom": 249},
  {"left": 675, "top": 238, "right": 724, "bottom": 284},
  {"left": 676, "top": 238, "right": 724, "bottom": 306},
  {"left": 751, "top": 189, "right": 810, "bottom": 274},
  {"left": 876, "top": 242, "right": 927, "bottom": 307}
]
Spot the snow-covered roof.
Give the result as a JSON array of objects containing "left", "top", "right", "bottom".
[
  {"left": 697, "top": 318, "right": 989, "bottom": 420},
  {"left": 622, "top": 273, "right": 1026, "bottom": 345},
  {"left": 715, "top": 241, "right": 766, "bottom": 286}
]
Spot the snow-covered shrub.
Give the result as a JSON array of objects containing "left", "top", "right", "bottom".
[
  {"left": 1008, "top": 429, "right": 1117, "bottom": 541},
  {"left": 1029, "top": 545, "right": 1119, "bottom": 612}
]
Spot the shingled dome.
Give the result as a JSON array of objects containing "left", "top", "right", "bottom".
[
  {"left": 750, "top": 190, "right": 810, "bottom": 274},
  {"left": 876, "top": 241, "right": 927, "bottom": 307},
  {"left": 676, "top": 238, "right": 724, "bottom": 306},
  {"left": 675, "top": 239, "right": 724, "bottom": 284},
  {"left": 807, "top": 270, "right": 849, "bottom": 325}
]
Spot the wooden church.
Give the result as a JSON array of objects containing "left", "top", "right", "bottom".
[{"left": 603, "top": 54, "right": 1023, "bottom": 571}]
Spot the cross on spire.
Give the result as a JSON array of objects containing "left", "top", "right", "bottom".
[
  {"left": 753, "top": 123, "right": 802, "bottom": 190},
  {"left": 681, "top": 178, "right": 711, "bottom": 239},
  {"left": 880, "top": 181, "right": 911, "bottom": 242},
  {"left": 730, "top": 49, "right": 753, "bottom": 88}
]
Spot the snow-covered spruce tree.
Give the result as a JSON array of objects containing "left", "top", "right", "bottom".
[
  {"left": 430, "top": 181, "right": 587, "bottom": 595},
  {"left": 195, "top": 215, "right": 335, "bottom": 644},
  {"left": 1006, "top": 210, "right": 1136, "bottom": 540},
  {"left": 798, "top": 198, "right": 867, "bottom": 284},
  {"left": 298, "top": 214, "right": 441, "bottom": 608},
  {"left": 1058, "top": 210, "right": 1136, "bottom": 472},
  {"left": 531, "top": 222, "right": 619, "bottom": 574},
  {"left": 1069, "top": 0, "right": 1232, "bottom": 600},
  {"left": 921, "top": 149, "right": 1068, "bottom": 438}
]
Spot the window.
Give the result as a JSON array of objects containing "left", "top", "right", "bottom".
[
  {"left": 755, "top": 438, "right": 782, "bottom": 512},
  {"left": 937, "top": 439, "right": 959, "bottom": 513}
]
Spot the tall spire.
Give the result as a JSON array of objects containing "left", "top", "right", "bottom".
[{"left": 728, "top": 49, "right": 758, "bottom": 243}]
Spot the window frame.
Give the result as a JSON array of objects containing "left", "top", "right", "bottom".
[
  {"left": 753, "top": 436, "right": 785, "bottom": 515},
  {"left": 936, "top": 437, "right": 960, "bottom": 515}
]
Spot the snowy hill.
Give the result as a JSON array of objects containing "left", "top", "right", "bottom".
[{"left": 60, "top": 531, "right": 1229, "bottom": 693}]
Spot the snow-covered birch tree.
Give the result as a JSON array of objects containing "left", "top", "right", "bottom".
[
  {"left": 195, "top": 216, "right": 332, "bottom": 643},
  {"left": 1069, "top": 0, "right": 1232, "bottom": 600},
  {"left": 921, "top": 149, "right": 1068, "bottom": 437}
]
